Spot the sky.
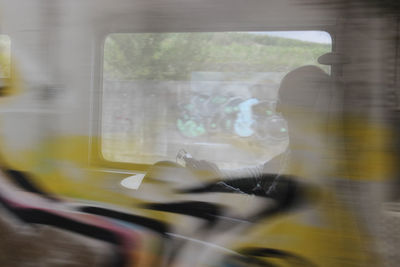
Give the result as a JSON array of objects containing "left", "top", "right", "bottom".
[{"left": 253, "top": 31, "right": 332, "bottom": 44}]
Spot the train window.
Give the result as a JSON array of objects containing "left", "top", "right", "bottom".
[
  {"left": 101, "top": 31, "right": 331, "bottom": 168},
  {"left": 0, "top": 35, "right": 11, "bottom": 78}
]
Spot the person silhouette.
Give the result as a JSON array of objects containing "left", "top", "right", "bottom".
[{"left": 184, "top": 65, "right": 333, "bottom": 188}]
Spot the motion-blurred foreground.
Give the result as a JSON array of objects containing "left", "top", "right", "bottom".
[{"left": 0, "top": 0, "right": 398, "bottom": 266}]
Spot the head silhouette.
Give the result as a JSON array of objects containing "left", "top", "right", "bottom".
[{"left": 277, "top": 65, "right": 332, "bottom": 118}]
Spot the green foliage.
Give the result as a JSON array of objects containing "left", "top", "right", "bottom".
[{"left": 103, "top": 32, "right": 331, "bottom": 81}]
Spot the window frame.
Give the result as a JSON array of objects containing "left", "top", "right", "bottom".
[{"left": 90, "top": 26, "right": 335, "bottom": 173}]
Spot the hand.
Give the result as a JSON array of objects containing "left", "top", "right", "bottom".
[{"left": 184, "top": 158, "right": 221, "bottom": 180}]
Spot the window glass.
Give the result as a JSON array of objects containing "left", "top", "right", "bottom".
[
  {"left": 0, "top": 35, "right": 11, "bottom": 78},
  {"left": 102, "top": 31, "right": 331, "bottom": 168}
]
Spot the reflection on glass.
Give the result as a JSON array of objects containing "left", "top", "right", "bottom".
[{"left": 102, "top": 31, "right": 331, "bottom": 168}]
